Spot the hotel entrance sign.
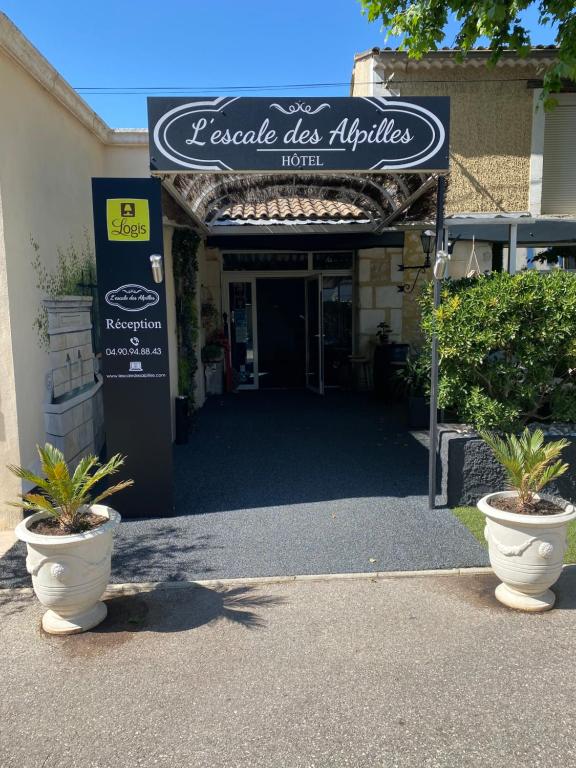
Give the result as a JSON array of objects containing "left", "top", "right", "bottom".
[
  {"left": 92, "top": 178, "right": 173, "bottom": 518},
  {"left": 147, "top": 96, "right": 450, "bottom": 173}
]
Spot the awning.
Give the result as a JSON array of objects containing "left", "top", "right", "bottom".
[{"left": 444, "top": 213, "right": 576, "bottom": 246}]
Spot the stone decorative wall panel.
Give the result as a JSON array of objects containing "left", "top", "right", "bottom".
[{"left": 43, "top": 297, "right": 104, "bottom": 469}]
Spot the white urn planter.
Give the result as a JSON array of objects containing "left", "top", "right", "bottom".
[
  {"left": 15, "top": 504, "right": 121, "bottom": 634},
  {"left": 478, "top": 491, "right": 576, "bottom": 612}
]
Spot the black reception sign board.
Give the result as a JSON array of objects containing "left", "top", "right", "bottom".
[
  {"left": 92, "top": 177, "right": 173, "bottom": 517},
  {"left": 147, "top": 96, "right": 450, "bottom": 173}
]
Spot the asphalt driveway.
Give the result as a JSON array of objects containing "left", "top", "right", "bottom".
[
  {"left": 2, "top": 570, "right": 576, "bottom": 767},
  {"left": 0, "top": 391, "right": 488, "bottom": 586}
]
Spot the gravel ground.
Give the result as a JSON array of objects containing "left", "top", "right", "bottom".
[
  {"left": 0, "top": 391, "right": 488, "bottom": 587},
  {"left": 2, "top": 570, "right": 576, "bottom": 768}
]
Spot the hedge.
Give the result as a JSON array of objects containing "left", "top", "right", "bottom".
[{"left": 419, "top": 270, "right": 576, "bottom": 431}]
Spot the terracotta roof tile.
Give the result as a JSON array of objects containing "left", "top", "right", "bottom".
[{"left": 217, "top": 197, "right": 368, "bottom": 223}]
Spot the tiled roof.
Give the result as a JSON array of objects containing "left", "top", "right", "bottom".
[
  {"left": 355, "top": 45, "right": 559, "bottom": 68},
  {"left": 216, "top": 197, "right": 370, "bottom": 223},
  {"left": 371, "top": 45, "right": 558, "bottom": 54}
]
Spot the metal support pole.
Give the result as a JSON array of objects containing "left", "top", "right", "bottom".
[
  {"left": 508, "top": 223, "right": 518, "bottom": 275},
  {"left": 428, "top": 176, "right": 446, "bottom": 510}
]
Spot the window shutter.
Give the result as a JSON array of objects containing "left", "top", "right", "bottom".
[{"left": 541, "top": 94, "right": 576, "bottom": 215}]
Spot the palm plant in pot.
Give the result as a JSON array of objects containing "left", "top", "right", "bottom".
[
  {"left": 8, "top": 444, "right": 133, "bottom": 634},
  {"left": 478, "top": 428, "right": 575, "bottom": 612}
]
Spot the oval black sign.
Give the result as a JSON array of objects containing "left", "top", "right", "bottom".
[
  {"left": 105, "top": 284, "right": 160, "bottom": 312},
  {"left": 148, "top": 96, "right": 449, "bottom": 173}
]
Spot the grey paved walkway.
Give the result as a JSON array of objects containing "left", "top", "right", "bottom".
[
  {"left": 0, "top": 392, "right": 487, "bottom": 587},
  {"left": 2, "top": 570, "right": 576, "bottom": 767}
]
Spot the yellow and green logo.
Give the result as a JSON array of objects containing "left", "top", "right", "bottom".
[{"left": 106, "top": 198, "right": 150, "bottom": 241}]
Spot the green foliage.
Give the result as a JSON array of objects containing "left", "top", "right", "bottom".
[
  {"left": 551, "top": 384, "right": 576, "bottom": 423},
  {"left": 7, "top": 443, "right": 133, "bottom": 533},
  {"left": 481, "top": 427, "right": 569, "bottom": 512},
  {"left": 419, "top": 271, "right": 576, "bottom": 430},
  {"left": 359, "top": 0, "right": 576, "bottom": 107},
  {"left": 173, "top": 229, "right": 200, "bottom": 404},
  {"left": 397, "top": 350, "right": 429, "bottom": 396},
  {"left": 531, "top": 245, "right": 576, "bottom": 267},
  {"left": 453, "top": 506, "right": 576, "bottom": 561},
  {"left": 30, "top": 231, "right": 96, "bottom": 349}
]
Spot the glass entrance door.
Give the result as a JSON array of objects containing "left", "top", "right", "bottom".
[
  {"left": 305, "top": 275, "right": 324, "bottom": 394},
  {"left": 228, "top": 279, "right": 257, "bottom": 389},
  {"left": 322, "top": 276, "right": 353, "bottom": 388}
]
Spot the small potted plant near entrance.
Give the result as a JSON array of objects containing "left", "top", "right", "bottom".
[
  {"left": 202, "top": 328, "right": 227, "bottom": 363},
  {"left": 478, "top": 428, "right": 575, "bottom": 612},
  {"left": 9, "top": 444, "right": 133, "bottom": 634},
  {"left": 376, "top": 321, "right": 392, "bottom": 346}
]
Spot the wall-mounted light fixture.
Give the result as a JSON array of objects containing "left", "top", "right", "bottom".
[
  {"left": 397, "top": 229, "right": 436, "bottom": 293},
  {"left": 150, "top": 254, "right": 164, "bottom": 284}
]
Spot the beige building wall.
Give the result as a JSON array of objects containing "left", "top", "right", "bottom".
[
  {"left": 351, "top": 56, "right": 538, "bottom": 215},
  {"left": 398, "top": 71, "right": 533, "bottom": 214},
  {"left": 0, "top": 47, "right": 107, "bottom": 517},
  {"left": 0, "top": 16, "right": 164, "bottom": 527},
  {"left": 0, "top": 175, "right": 21, "bottom": 527},
  {"left": 350, "top": 56, "right": 373, "bottom": 97},
  {"left": 103, "top": 143, "right": 149, "bottom": 178}
]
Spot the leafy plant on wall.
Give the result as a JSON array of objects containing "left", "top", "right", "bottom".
[
  {"left": 30, "top": 230, "right": 96, "bottom": 349},
  {"left": 172, "top": 228, "right": 200, "bottom": 407},
  {"left": 419, "top": 271, "right": 576, "bottom": 430}
]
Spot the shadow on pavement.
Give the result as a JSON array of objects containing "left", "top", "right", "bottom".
[{"left": 97, "top": 584, "right": 285, "bottom": 634}]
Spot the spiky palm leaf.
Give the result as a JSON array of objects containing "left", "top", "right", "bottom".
[
  {"left": 7, "top": 443, "right": 133, "bottom": 532},
  {"left": 481, "top": 428, "right": 569, "bottom": 513}
]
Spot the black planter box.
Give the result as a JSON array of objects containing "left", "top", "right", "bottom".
[{"left": 438, "top": 426, "right": 576, "bottom": 507}]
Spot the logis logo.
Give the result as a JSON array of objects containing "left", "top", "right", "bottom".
[
  {"left": 106, "top": 198, "right": 150, "bottom": 241},
  {"left": 105, "top": 284, "right": 160, "bottom": 312}
]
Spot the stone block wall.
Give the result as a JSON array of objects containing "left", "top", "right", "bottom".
[
  {"left": 356, "top": 246, "right": 404, "bottom": 356},
  {"left": 357, "top": 234, "right": 437, "bottom": 354},
  {"left": 400, "top": 232, "right": 432, "bottom": 349},
  {"left": 43, "top": 296, "right": 104, "bottom": 468}
]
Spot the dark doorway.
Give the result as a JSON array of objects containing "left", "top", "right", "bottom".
[{"left": 257, "top": 278, "right": 305, "bottom": 388}]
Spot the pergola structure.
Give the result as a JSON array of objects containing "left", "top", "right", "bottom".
[{"left": 164, "top": 171, "right": 439, "bottom": 234}]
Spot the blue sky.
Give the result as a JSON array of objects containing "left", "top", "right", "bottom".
[{"left": 2, "top": 1, "right": 556, "bottom": 128}]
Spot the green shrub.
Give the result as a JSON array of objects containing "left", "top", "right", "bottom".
[
  {"left": 30, "top": 232, "right": 95, "bottom": 349},
  {"left": 419, "top": 270, "right": 576, "bottom": 430}
]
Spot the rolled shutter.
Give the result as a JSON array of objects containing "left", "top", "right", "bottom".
[{"left": 541, "top": 94, "right": 576, "bottom": 215}]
